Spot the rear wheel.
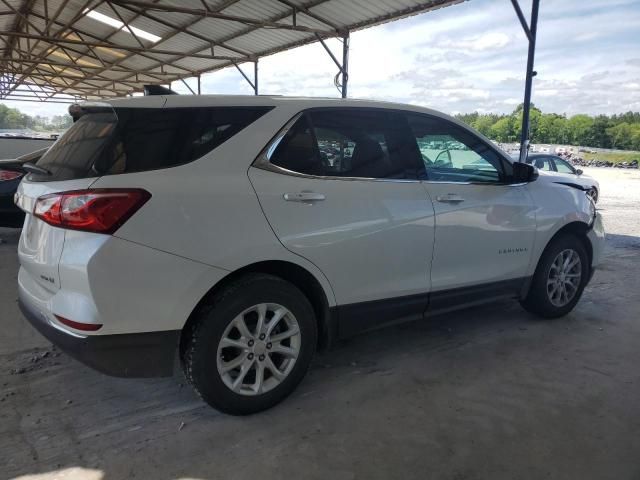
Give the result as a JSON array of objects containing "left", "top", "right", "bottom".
[
  {"left": 520, "top": 234, "right": 590, "bottom": 318},
  {"left": 182, "top": 274, "right": 317, "bottom": 415}
]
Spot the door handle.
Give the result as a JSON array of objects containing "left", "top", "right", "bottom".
[
  {"left": 283, "top": 191, "right": 326, "bottom": 202},
  {"left": 436, "top": 193, "right": 465, "bottom": 203}
]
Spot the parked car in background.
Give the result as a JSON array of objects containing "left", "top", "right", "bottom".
[
  {"left": 0, "top": 148, "right": 48, "bottom": 227},
  {"left": 16, "top": 96, "right": 604, "bottom": 415},
  {"left": 518, "top": 153, "right": 600, "bottom": 202}
]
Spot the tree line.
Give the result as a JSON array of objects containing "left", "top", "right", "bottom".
[
  {"left": 0, "top": 103, "right": 72, "bottom": 131},
  {"left": 456, "top": 104, "right": 640, "bottom": 151}
]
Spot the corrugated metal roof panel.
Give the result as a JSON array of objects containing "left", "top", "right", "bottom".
[{"left": 1, "top": 0, "right": 467, "bottom": 101}]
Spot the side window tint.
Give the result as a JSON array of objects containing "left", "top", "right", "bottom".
[
  {"left": 268, "top": 109, "right": 422, "bottom": 180},
  {"left": 94, "top": 107, "right": 272, "bottom": 176},
  {"left": 554, "top": 158, "right": 574, "bottom": 174},
  {"left": 309, "top": 109, "right": 420, "bottom": 179},
  {"left": 531, "top": 156, "right": 553, "bottom": 171},
  {"left": 406, "top": 114, "right": 506, "bottom": 183},
  {"left": 269, "top": 115, "right": 322, "bottom": 175}
]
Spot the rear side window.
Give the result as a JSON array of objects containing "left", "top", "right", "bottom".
[
  {"left": 31, "top": 106, "right": 272, "bottom": 182},
  {"left": 269, "top": 109, "right": 423, "bottom": 180}
]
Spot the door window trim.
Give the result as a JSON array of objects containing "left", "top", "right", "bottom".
[{"left": 252, "top": 107, "right": 423, "bottom": 184}]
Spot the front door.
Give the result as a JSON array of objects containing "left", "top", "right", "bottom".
[{"left": 404, "top": 112, "right": 537, "bottom": 295}]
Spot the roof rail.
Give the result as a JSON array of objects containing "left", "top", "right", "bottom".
[{"left": 143, "top": 85, "right": 178, "bottom": 96}]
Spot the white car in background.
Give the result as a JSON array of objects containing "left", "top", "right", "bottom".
[
  {"left": 518, "top": 153, "right": 600, "bottom": 202},
  {"left": 16, "top": 96, "right": 604, "bottom": 415}
]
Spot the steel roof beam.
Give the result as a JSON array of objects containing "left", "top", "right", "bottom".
[
  {"left": 111, "top": 0, "right": 338, "bottom": 36},
  {"left": 2, "top": 31, "right": 248, "bottom": 61}
]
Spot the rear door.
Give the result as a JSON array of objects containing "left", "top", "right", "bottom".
[
  {"left": 249, "top": 108, "right": 435, "bottom": 335},
  {"left": 405, "top": 112, "right": 537, "bottom": 295}
]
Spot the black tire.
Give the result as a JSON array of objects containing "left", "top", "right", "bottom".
[
  {"left": 520, "top": 234, "right": 590, "bottom": 319},
  {"left": 182, "top": 273, "right": 317, "bottom": 415}
]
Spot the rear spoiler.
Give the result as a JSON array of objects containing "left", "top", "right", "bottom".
[
  {"left": 143, "top": 84, "right": 178, "bottom": 96},
  {"left": 0, "top": 147, "right": 50, "bottom": 173}
]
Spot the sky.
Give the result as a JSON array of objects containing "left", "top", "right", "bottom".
[{"left": 4, "top": 0, "right": 640, "bottom": 118}]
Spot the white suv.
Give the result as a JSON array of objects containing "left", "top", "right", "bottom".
[{"left": 15, "top": 96, "right": 605, "bottom": 415}]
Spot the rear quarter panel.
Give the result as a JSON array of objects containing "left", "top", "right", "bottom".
[{"left": 89, "top": 105, "right": 337, "bottom": 307}]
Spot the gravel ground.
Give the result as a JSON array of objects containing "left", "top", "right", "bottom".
[{"left": 1, "top": 167, "right": 639, "bottom": 480}]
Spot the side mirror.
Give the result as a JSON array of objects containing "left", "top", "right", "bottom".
[
  {"left": 512, "top": 161, "right": 538, "bottom": 183},
  {"left": 576, "top": 169, "right": 583, "bottom": 175}
]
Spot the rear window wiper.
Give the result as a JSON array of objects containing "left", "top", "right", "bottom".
[{"left": 23, "top": 162, "right": 52, "bottom": 176}]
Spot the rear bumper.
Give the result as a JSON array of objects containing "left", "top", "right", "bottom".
[{"left": 19, "top": 296, "right": 179, "bottom": 378}]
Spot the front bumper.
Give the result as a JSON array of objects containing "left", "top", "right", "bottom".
[
  {"left": 19, "top": 296, "right": 180, "bottom": 378},
  {"left": 587, "top": 211, "right": 606, "bottom": 270}
]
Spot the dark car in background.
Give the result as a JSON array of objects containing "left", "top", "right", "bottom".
[{"left": 0, "top": 148, "right": 48, "bottom": 227}]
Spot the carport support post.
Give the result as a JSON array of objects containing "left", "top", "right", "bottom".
[
  {"left": 513, "top": 0, "right": 540, "bottom": 163},
  {"left": 254, "top": 60, "right": 258, "bottom": 95},
  {"left": 316, "top": 32, "right": 350, "bottom": 98},
  {"left": 197, "top": 74, "right": 201, "bottom": 95},
  {"left": 341, "top": 33, "right": 349, "bottom": 98}
]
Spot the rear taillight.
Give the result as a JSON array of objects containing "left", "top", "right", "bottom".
[
  {"left": 34, "top": 189, "right": 151, "bottom": 234},
  {"left": 0, "top": 170, "right": 23, "bottom": 181},
  {"left": 55, "top": 315, "right": 102, "bottom": 331}
]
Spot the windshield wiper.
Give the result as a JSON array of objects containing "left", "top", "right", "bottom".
[{"left": 23, "top": 162, "right": 52, "bottom": 176}]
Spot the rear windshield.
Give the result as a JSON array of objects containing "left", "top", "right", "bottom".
[{"left": 30, "top": 106, "right": 272, "bottom": 182}]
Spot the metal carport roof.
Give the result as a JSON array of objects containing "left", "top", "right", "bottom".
[{"left": 0, "top": 0, "right": 466, "bottom": 102}]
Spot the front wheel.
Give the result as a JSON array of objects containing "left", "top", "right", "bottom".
[
  {"left": 182, "top": 274, "right": 317, "bottom": 415},
  {"left": 520, "top": 234, "right": 590, "bottom": 318}
]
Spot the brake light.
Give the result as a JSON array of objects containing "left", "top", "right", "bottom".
[
  {"left": 0, "top": 170, "right": 23, "bottom": 181},
  {"left": 34, "top": 189, "right": 151, "bottom": 234},
  {"left": 55, "top": 315, "right": 102, "bottom": 331}
]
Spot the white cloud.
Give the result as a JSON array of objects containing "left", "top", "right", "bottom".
[{"left": 439, "top": 32, "right": 511, "bottom": 52}]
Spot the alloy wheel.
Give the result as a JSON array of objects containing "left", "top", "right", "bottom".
[
  {"left": 216, "top": 303, "right": 301, "bottom": 396},
  {"left": 546, "top": 249, "right": 582, "bottom": 307}
]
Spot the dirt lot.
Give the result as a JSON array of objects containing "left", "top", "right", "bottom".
[{"left": 1, "top": 167, "right": 639, "bottom": 480}]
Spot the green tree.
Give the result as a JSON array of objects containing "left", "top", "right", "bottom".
[
  {"left": 490, "top": 117, "right": 513, "bottom": 142},
  {"left": 472, "top": 115, "right": 495, "bottom": 137},
  {"left": 567, "top": 114, "right": 594, "bottom": 146},
  {"left": 606, "top": 123, "right": 633, "bottom": 149}
]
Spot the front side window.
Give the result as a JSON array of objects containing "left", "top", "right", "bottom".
[
  {"left": 529, "top": 156, "right": 553, "bottom": 171},
  {"left": 269, "top": 109, "right": 422, "bottom": 180},
  {"left": 553, "top": 158, "right": 575, "bottom": 174},
  {"left": 406, "top": 114, "right": 508, "bottom": 183}
]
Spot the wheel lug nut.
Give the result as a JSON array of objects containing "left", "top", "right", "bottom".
[
  {"left": 248, "top": 353, "right": 254, "bottom": 360},
  {"left": 259, "top": 333, "right": 266, "bottom": 340},
  {"left": 248, "top": 340, "right": 254, "bottom": 347},
  {"left": 266, "top": 342, "right": 272, "bottom": 349},
  {"left": 259, "top": 354, "right": 265, "bottom": 361}
]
